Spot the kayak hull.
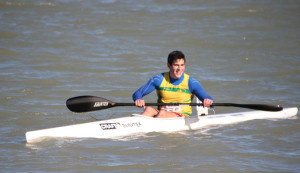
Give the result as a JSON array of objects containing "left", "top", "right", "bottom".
[{"left": 25, "top": 107, "right": 298, "bottom": 143}]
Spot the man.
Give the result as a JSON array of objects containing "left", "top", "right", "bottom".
[{"left": 133, "top": 50, "right": 214, "bottom": 118}]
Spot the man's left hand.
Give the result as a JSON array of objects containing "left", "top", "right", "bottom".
[{"left": 203, "top": 98, "right": 213, "bottom": 107}]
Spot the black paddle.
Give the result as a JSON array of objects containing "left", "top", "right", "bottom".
[{"left": 66, "top": 95, "right": 283, "bottom": 113}]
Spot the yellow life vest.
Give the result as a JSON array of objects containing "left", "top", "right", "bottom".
[{"left": 156, "top": 72, "right": 193, "bottom": 116}]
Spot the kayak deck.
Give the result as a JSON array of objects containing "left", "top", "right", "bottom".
[{"left": 25, "top": 107, "right": 298, "bottom": 143}]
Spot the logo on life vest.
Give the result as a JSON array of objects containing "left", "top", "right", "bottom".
[
  {"left": 159, "top": 87, "right": 190, "bottom": 94},
  {"left": 94, "top": 102, "right": 109, "bottom": 107}
]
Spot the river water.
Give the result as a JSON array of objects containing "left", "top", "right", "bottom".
[{"left": 0, "top": 0, "right": 299, "bottom": 172}]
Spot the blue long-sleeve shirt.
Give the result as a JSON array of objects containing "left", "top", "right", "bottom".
[{"left": 133, "top": 73, "right": 213, "bottom": 102}]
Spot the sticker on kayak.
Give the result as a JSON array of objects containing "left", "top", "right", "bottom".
[
  {"left": 99, "top": 123, "right": 120, "bottom": 130},
  {"left": 99, "top": 122, "right": 142, "bottom": 130},
  {"left": 122, "top": 122, "right": 142, "bottom": 128}
]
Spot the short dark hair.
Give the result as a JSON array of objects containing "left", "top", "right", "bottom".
[{"left": 168, "top": 50, "right": 186, "bottom": 65}]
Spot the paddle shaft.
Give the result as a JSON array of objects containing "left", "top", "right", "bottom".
[
  {"left": 66, "top": 96, "right": 283, "bottom": 113},
  {"left": 115, "top": 102, "right": 282, "bottom": 111}
]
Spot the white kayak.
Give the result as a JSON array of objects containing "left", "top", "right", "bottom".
[{"left": 25, "top": 107, "right": 298, "bottom": 143}]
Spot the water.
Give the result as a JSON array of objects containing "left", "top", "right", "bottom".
[{"left": 1, "top": 0, "right": 300, "bottom": 172}]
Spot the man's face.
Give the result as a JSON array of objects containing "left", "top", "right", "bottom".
[{"left": 168, "top": 58, "right": 185, "bottom": 79}]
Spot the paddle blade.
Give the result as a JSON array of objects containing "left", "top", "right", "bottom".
[{"left": 66, "top": 95, "right": 115, "bottom": 113}]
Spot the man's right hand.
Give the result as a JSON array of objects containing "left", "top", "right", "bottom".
[
  {"left": 136, "top": 99, "right": 213, "bottom": 108},
  {"left": 135, "top": 99, "right": 145, "bottom": 108}
]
